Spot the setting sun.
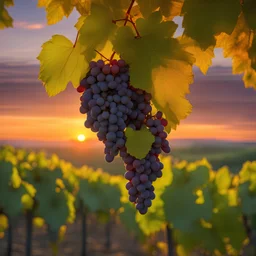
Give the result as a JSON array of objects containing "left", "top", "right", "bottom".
[{"left": 77, "top": 134, "right": 86, "bottom": 142}]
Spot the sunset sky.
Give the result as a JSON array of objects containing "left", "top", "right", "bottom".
[{"left": 1, "top": 1, "right": 256, "bottom": 144}]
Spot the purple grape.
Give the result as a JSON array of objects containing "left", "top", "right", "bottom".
[
  {"left": 105, "top": 154, "right": 114, "bottom": 163},
  {"left": 126, "top": 182, "right": 133, "bottom": 190},
  {"left": 128, "top": 187, "right": 137, "bottom": 196},
  {"left": 125, "top": 171, "right": 135, "bottom": 180}
]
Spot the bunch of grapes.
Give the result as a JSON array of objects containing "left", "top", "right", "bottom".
[{"left": 78, "top": 59, "right": 170, "bottom": 214}]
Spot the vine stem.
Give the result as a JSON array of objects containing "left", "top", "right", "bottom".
[
  {"left": 7, "top": 219, "right": 12, "bottom": 256},
  {"left": 124, "top": 0, "right": 136, "bottom": 26},
  {"left": 25, "top": 211, "right": 33, "bottom": 256},
  {"left": 166, "top": 223, "right": 175, "bottom": 256},
  {"left": 95, "top": 50, "right": 110, "bottom": 61},
  {"left": 108, "top": 0, "right": 137, "bottom": 61},
  {"left": 73, "top": 31, "right": 79, "bottom": 48},
  {"left": 81, "top": 208, "right": 87, "bottom": 256},
  {"left": 113, "top": 17, "right": 141, "bottom": 38}
]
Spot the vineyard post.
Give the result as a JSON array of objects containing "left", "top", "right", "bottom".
[
  {"left": 25, "top": 211, "right": 33, "bottom": 256},
  {"left": 250, "top": 214, "right": 256, "bottom": 252},
  {"left": 81, "top": 207, "right": 87, "bottom": 256},
  {"left": 7, "top": 220, "right": 12, "bottom": 256},
  {"left": 104, "top": 212, "right": 112, "bottom": 251},
  {"left": 166, "top": 223, "right": 175, "bottom": 256}
]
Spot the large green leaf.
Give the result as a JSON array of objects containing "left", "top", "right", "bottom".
[
  {"left": 136, "top": 196, "right": 165, "bottom": 235},
  {"left": 37, "top": 35, "right": 88, "bottom": 96},
  {"left": 212, "top": 206, "right": 246, "bottom": 251},
  {"left": 136, "top": 0, "right": 184, "bottom": 19},
  {"left": 78, "top": 179, "right": 102, "bottom": 212},
  {"left": 181, "top": 0, "right": 241, "bottom": 49},
  {"left": 125, "top": 126, "right": 155, "bottom": 159},
  {"left": 239, "top": 182, "right": 256, "bottom": 215},
  {"left": 162, "top": 185, "right": 213, "bottom": 232},
  {"left": 113, "top": 11, "right": 194, "bottom": 130},
  {"left": 119, "top": 203, "right": 145, "bottom": 240},
  {"left": 79, "top": 3, "right": 117, "bottom": 61},
  {"left": 38, "top": 191, "right": 69, "bottom": 232},
  {"left": 0, "top": 161, "right": 27, "bottom": 218}
]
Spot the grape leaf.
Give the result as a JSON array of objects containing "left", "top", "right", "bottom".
[
  {"left": 239, "top": 182, "right": 256, "bottom": 215},
  {"left": 136, "top": 0, "right": 159, "bottom": 18},
  {"left": 78, "top": 179, "right": 103, "bottom": 212},
  {"left": 136, "top": 0, "right": 184, "bottom": 19},
  {"left": 212, "top": 205, "right": 246, "bottom": 251},
  {"left": 125, "top": 126, "right": 155, "bottom": 159},
  {"left": 37, "top": 35, "right": 87, "bottom": 97},
  {"left": 243, "top": 68, "right": 256, "bottom": 89},
  {"left": 155, "top": 156, "right": 173, "bottom": 191},
  {"left": 178, "top": 36, "right": 215, "bottom": 74},
  {"left": 0, "top": 0, "right": 13, "bottom": 29},
  {"left": 216, "top": 13, "right": 256, "bottom": 89},
  {"left": 38, "top": 192, "right": 69, "bottom": 232},
  {"left": 0, "top": 161, "right": 27, "bottom": 218},
  {"left": 0, "top": 214, "right": 8, "bottom": 233},
  {"left": 72, "top": 0, "right": 91, "bottom": 15},
  {"left": 162, "top": 0, "right": 184, "bottom": 19},
  {"left": 136, "top": 196, "right": 165, "bottom": 235},
  {"left": 187, "top": 165, "right": 210, "bottom": 190},
  {"left": 100, "top": 183, "right": 121, "bottom": 211},
  {"left": 119, "top": 203, "right": 145, "bottom": 240},
  {"left": 248, "top": 36, "right": 256, "bottom": 71},
  {"left": 162, "top": 185, "right": 213, "bottom": 232},
  {"left": 38, "top": 0, "right": 74, "bottom": 25},
  {"left": 242, "top": 0, "right": 256, "bottom": 30},
  {"left": 175, "top": 224, "right": 226, "bottom": 255},
  {"left": 152, "top": 60, "right": 194, "bottom": 131},
  {"left": 181, "top": 0, "right": 241, "bottom": 49},
  {"left": 75, "top": 15, "right": 87, "bottom": 30},
  {"left": 79, "top": 3, "right": 117, "bottom": 61},
  {"left": 216, "top": 14, "right": 251, "bottom": 69},
  {"left": 113, "top": 11, "right": 194, "bottom": 130},
  {"left": 215, "top": 167, "right": 232, "bottom": 194},
  {"left": 93, "top": 0, "right": 131, "bottom": 19}
]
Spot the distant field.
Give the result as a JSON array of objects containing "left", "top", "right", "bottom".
[
  {"left": 27, "top": 143, "right": 256, "bottom": 175},
  {"left": 171, "top": 146, "right": 256, "bottom": 173}
]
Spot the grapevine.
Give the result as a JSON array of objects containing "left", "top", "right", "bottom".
[
  {"left": 75, "top": 0, "right": 173, "bottom": 214},
  {"left": 78, "top": 58, "right": 170, "bottom": 214}
]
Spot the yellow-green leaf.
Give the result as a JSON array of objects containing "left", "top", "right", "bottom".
[
  {"left": 113, "top": 12, "right": 194, "bottom": 130},
  {"left": 215, "top": 166, "right": 231, "bottom": 194},
  {"left": 38, "top": 0, "right": 76, "bottom": 25},
  {"left": 0, "top": 0, "right": 13, "bottom": 29},
  {"left": 72, "top": 0, "right": 91, "bottom": 15},
  {"left": 37, "top": 35, "right": 88, "bottom": 97},
  {"left": 136, "top": 0, "right": 184, "bottom": 19},
  {"left": 79, "top": 3, "right": 117, "bottom": 61},
  {"left": 216, "top": 13, "right": 256, "bottom": 89},
  {"left": 152, "top": 60, "right": 194, "bottom": 131},
  {"left": 136, "top": 0, "right": 159, "bottom": 18},
  {"left": 75, "top": 15, "right": 87, "bottom": 30},
  {"left": 179, "top": 36, "right": 215, "bottom": 74},
  {"left": 125, "top": 126, "right": 155, "bottom": 159}
]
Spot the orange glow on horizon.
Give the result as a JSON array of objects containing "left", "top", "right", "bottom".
[{"left": 1, "top": 115, "right": 256, "bottom": 143}]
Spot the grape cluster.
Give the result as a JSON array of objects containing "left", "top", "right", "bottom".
[
  {"left": 79, "top": 59, "right": 135, "bottom": 162},
  {"left": 78, "top": 59, "right": 171, "bottom": 214},
  {"left": 121, "top": 114, "right": 170, "bottom": 214}
]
